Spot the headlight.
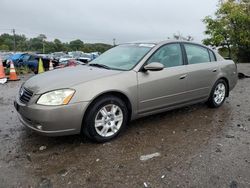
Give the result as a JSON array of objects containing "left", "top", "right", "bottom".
[{"left": 37, "top": 89, "right": 75, "bottom": 106}]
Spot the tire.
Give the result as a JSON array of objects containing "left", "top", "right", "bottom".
[
  {"left": 207, "top": 79, "right": 228, "bottom": 108},
  {"left": 82, "top": 95, "right": 128, "bottom": 142}
]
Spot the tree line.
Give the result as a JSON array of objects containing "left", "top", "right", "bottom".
[
  {"left": 0, "top": 0, "right": 249, "bottom": 62},
  {"left": 0, "top": 33, "right": 112, "bottom": 53},
  {"left": 203, "top": 0, "right": 250, "bottom": 62}
]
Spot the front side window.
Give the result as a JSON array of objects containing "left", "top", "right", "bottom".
[
  {"left": 184, "top": 44, "right": 210, "bottom": 64},
  {"left": 147, "top": 43, "right": 183, "bottom": 68},
  {"left": 90, "top": 44, "right": 154, "bottom": 71}
]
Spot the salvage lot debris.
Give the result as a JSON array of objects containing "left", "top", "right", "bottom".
[
  {"left": 143, "top": 182, "right": 149, "bottom": 187},
  {"left": 39, "top": 146, "right": 47, "bottom": 151},
  {"left": 225, "top": 134, "right": 235, "bottom": 138},
  {"left": 140, "top": 152, "right": 161, "bottom": 161},
  {"left": 238, "top": 72, "right": 250, "bottom": 79},
  {"left": 26, "top": 154, "right": 32, "bottom": 162},
  {"left": 58, "top": 169, "right": 69, "bottom": 177},
  {"left": 38, "top": 177, "right": 52, "bottom": 188},
  {"left": 237, "top": 124, "right": 248, "bottom": 131}
]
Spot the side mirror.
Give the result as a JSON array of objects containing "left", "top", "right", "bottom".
[{"left": 143, "top": 62, "right": 164, "bottom": 71}]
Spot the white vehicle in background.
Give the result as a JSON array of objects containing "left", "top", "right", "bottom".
[
  {"left": 51, "top": 52, "right": 67, "bottom": 61},
  {"left": 68, "top": 51, "right": 83, "bottom": 57},
  {"left": 59, "top": 55, "right": 74, "bottom": 63},
  {"left": 77, "top": 53, "right": 92, "bottom": 63}
]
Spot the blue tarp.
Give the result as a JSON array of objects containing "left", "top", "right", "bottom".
[{"left": 8, "top": 53, "right": 25, "bottom": 61}]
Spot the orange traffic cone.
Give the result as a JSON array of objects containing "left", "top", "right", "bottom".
[
  {"left": 9, "top": 61, "right": 20, "bottom": 81},
  {"left": 49, "top": 59, "right": 54, "bottom": 70},
  {"left": 0, "top": 57, "right": 7, "bottom": 84}
]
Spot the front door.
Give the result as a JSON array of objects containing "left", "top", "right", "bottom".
[{"left": 137, "top": 43, "right": 189, "bottom": 114}]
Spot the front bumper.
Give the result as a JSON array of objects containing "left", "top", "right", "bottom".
[{"left": 14, "top": 97, "right": 89, "bottom": 136}]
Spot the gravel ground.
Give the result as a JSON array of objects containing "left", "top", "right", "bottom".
[{"left": 0, "top": 64, "right": 250, "bottom": 188}]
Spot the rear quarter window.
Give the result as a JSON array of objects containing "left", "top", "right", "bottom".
[{"left": 208, "top": 50, "right": 216, "bottom": 62}]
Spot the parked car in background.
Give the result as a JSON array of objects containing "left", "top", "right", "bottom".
[
  {"left": 0, "top": 52, "right": 13, "bottom": 66},
  {"left": 7, "top": 53, "right": 38, "bottom": 70},
  {"left": 68, "top": 51, "right": 92, "bottom": 63},
  {"left": 58, "top": 53, "right": 92, "bottom": 64},
  {"left": 56, "top": 59, "right": 86, "bottom": 69},
  {"left": 90, "top": 52, "right": 100, "bottom": 60},
  {"left": 76, "top": 54, "right": 91, "bottom": 63},
  {"left": 14, "top": 40, "right": 237, "bottom": 142},
  {"left": 51, "top": 52, "right": 67, "bottom": 61},
  {"left": 7, "top": 53, "right": 58, "bottom": 73},
  {"left": 58, "top": 55, "right": 74, "bottom": 63}
]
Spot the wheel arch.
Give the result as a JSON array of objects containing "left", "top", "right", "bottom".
[{"left": 81, "top": 90, "right": 133, "bottom": 130}]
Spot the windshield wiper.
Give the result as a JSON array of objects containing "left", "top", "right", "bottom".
[{"left": 89, "top": 63, "right": 111, "bottom": 69}]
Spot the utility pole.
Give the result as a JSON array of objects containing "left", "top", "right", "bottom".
[
  {"left": 113, "top": 38, "right": 116, "bottom": 46},
  {"left": 12, "top": 29, "right": 16, "bottom": 52},
  {"left": 43, "top": 39, "right": 45, "bottom": 54}
]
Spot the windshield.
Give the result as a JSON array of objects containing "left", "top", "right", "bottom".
[{"left": 89, "top": 44, "right": 154, "bottom": 70}]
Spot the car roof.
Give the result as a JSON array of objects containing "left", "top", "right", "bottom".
[
  {"left": 120, "top": 40, "right": 214, "bottom": 51},
  {"left": 123, "top": 39, "right": 177, "bottom": 45}
]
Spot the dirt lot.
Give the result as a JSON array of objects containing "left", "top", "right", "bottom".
[{"left": 0, "top": 64, "right": 250, "bottom": 188}]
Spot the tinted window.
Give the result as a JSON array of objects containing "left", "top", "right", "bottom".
[
  {"left": 184, "top": 44, "right": 210, "bottom": 64},
  {"left": 29, "top": 55, "right": 37, "bottom": 61},
  {"left": 208, "top": 50, "right": 216, "bottom": 61},
  {"left": 21, "top": 54, "right": 30, "bottom": 62},
  {"left": 147, "top": 43, "right": 183, "bottom": 68}
]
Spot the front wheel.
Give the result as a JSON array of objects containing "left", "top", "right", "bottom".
[
  {"left": 82, "top": 95, "right": 128, "bottom": 142},
  {"left": 207, "top": 79, "right": 228, "bottom": 108}
]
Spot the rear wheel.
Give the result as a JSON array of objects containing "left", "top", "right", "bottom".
[
  {"left": 82, "top": 95, "right": 128, "bottom": 142},
  {"left": 207, "top": 79, "right": 228, "bottom": 108}
]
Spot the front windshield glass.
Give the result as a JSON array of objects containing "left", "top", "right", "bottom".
[{"left": 89, "top": 44, "right": 154, "bottom": 70}]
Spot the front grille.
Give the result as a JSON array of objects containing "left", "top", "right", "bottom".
[{"left": 20, "top": 87, "right": 33, "bottom": 104}]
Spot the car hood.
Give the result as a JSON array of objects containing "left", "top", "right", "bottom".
[{"left": 23, "top": 65, "right": 122, "bottom": 94}]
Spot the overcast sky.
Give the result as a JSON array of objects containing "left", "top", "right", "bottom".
[{"left": 0, "top": 0, "right": 219, "bottom": 44}]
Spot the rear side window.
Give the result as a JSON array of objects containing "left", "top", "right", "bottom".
[
  {"left": 208, "top": 50, "right": 216, "bottom": 62},
  {"left": 184, "top": 44, "right": 210, "bottom": 64}
]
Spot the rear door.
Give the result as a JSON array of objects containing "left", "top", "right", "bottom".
[
  {"left": 137, "top": 43, "right": 189, "bottom": 114},
  {"left": 182, "top": 43, "right": 219, "bottom": 101}
]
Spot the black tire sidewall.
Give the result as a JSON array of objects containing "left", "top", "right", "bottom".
[{"left": 83, "top": 96, "right": 128, "bottom": 142}]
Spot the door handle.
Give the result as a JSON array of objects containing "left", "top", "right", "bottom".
[
  {"left": 179, "top": 74, "right": 187, "bottom": 79},
  {"left": 212, "top": 69, "right": 217, "bottom": 72}
]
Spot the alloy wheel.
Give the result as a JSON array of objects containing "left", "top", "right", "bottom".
[
  {"left": 213, "top": 83, "right": 226, "bottom": 105},
  {"left": 94, "top": 104, "right": 123, "bottom": 137}
]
